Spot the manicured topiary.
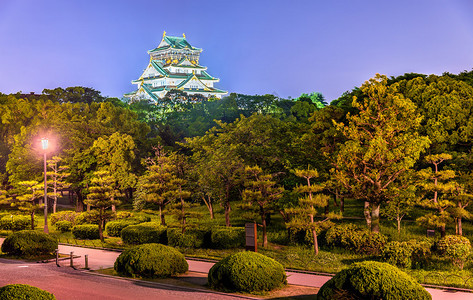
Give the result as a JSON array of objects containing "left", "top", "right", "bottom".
[
  {"left": 114, "top": 243, "right": 188, "bottom": 278},
  {"left": 437, "top": 235, "right": 471, "bottom": 269},
  {"left": 211, "top": 227, "right": 245, "bottom": 249},
  {"left": 0, "top": 284, "right": 56, "bottom": 300},
  {"left": 317, "top": 261, "right": 431, "bottom": 300},
  {"left": 74, "top": 211, "right": 96, "bottom": 225},
  {"left": 121, "top": 222, "right": 167, "bottom": 245},
  {"left": 208, "top": 251, "right": 287, "bottom": 293},
  {"left": 382, "top": 241, "right": 413, "bottom": 268},
  {"left": 72, "top": 224, "right": 100, "bottom": 239},
  {"left": 1, "top": 230, "right": 58, "bottom": 256},
  {"left": 0, "top": 215, "right": 30, "bottom": 231},
  {"left": 167, "top": 228, "right": 209, "bottom": 248},
  {"left": 55, "top": 220, "right": 73, "bottom": 233},
  {"left": 325, "top": 223, "right": 362, "bottom": 251},
  {"left": 50, "top": 210, "right": 79, "bottom": 225},
  {"left": 106, "top": 219, "right": 138, "bottom": 237}
]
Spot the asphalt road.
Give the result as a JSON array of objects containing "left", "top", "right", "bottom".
[{"left": 0, "top": 258, "right": 249, "bottom": 300}]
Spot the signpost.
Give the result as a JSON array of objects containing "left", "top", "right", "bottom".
[{"left": 245, "top": 223, "right": 257, "bottom": 252}]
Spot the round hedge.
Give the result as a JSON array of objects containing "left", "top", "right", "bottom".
[
  {"left": 55, "top": 220, "right": 73, "bottom": 233},
  {"left": 121, "top": 222, "right": 167, "bottom": 245},
  {"left": 0, "top": 284, "right": 55, "bottom": 300},
  {"left": 105, "top": 219, "right": 138, "bottom": 237},
  {"left": 211, "top": 227, "right": 245, "bottom": 249},
  {"left": 317, "top": 261, "right": 431, "bottom": 300},
  {"left": 114, "top": 243, "right": 188, "bottom": 278},
  {"left": 1, "top": 230, "right": 58, "bottom": 256},
  {"left": 0, "top": 215, "right": 30, "bottom": 231},
  {"left": 208, "top": 251, "right": 287, "bottom": 292},
  {"left": 437, "top": 235, "right": 471, "bottom": 269}
]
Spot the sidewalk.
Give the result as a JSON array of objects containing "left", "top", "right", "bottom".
[{"left": 1, "top": 238, "right": 472, "bottom": 299}]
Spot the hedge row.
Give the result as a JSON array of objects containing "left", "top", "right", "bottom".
[
  {"left": 0, "top": 284, "right": 56, "bottom": 300},
  {"left": 0, "top": 215, "right": 30, "bottom": 231},
  {"left": 1, "top": 230, "right": 58, "bottom": 256}
]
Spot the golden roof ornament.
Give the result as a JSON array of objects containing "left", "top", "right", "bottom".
[
  {"left": 183, "top": 33, "right": 186, "bottom": 38},
  {"left": 163, "top": 30, "right": 166, "bottom": 38}
]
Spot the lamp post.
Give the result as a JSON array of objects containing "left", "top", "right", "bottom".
[{"left": 41, "top": 138, "right": 49, "bottom": 233}]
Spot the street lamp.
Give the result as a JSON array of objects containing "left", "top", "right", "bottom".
[{"left": 41, "top": 138, "right": 49, "bottom": 233}]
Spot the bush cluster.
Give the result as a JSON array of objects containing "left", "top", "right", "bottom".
[
  {"left": 114, "top": 243, "right": 188, "bottom": 278},
  {"left": 106, "top": 219, "right": 139, "bottom": 237},
  {"left": 317, "top": 261, "right": 431, "bottom": 300},
  {"left": 50, "top": 211, "right": 79, "bottom": 225},
  {"left": 325, "top": 223, "right": 387, "bottom": 254},
  {"left": 115, "top": 211, "right": 150, "bottom": 223},
  {"left": 72, "top": 224, "right": 100, "bottom": 240},
  {"left": 55, "top": 220, "right": 73, "bottom": 233},
  {"left": 210, "top": 227, "right": 245, "bottom": 249},
  {"left": 74, "top": 211, "right": 97, "bottom": 225},
  {"left": 121, "top": 222, "right": 167, "bottom": 245},
  {"left": 0, "top": 284, "right": 56, "bottom": 300},
  {"left": 436, "top": 235, "right": 472, "bottom": 269},
  {"left": 167, "top": 228, "right": 209, "bottom": 248},
  {"left": 1, "top": 230, "right": 58, "bottom": 256},
  {"left": 208, "top": 251, "right": 287, "bottom": 292},
  {"left": 0, "top": 215, "right": 30, "bottom": 231}
]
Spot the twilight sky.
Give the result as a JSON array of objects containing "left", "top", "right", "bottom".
[{"left": 1, "top": 0, "right": 473, "bottom": 102}]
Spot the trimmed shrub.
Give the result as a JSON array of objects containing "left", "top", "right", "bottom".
[
  {"left": 382, "top": 241, "right": 413, "bottom": 268},
  {"left": 55, "top": 220, "right": 73, "bottom": 233},
  {"left": 115, "top": 211, "right": 151, "bottom": 223},
  {"left": 317, "top": 261, "right": 431, "bottom": 300},
  {"left": 325, "top": 223, "right": 362, "bottom": 251},
  {"left": 167, "top": 228, "right": 209, "bottom": 248},
  {"left": 72, "top": 224, "right": 100, "bottom": 240},
  {"left": 1, "top": 230, "right": 58, "bottom": 256},
  {"left": 50, "top": 210, "right": 79, "bottom": 225},
  {"left": 74, "top": 211, "right": 96, "bottom": 225},
  {"left": 437, "top": 235, "right": 472, "bottom": 269},
  {"left": 208, "top": 251, "right": 287, "bottom": 292},
  {"left": 114, "top": 243, "right": 188, "bottom": 278},
  {"left": 0, "top": 284, "right": 56, "bottom": 300},
  {"left": 121, "top": 222, "right": 167, "bottom": 245},
  {"left": 359, "top": 231, "right": 388, "bottom": 255},
  {"left": 211, "top": 227, "right": 245, "bottom": 249},
  {"left": 106, "top": 220, "right": 139, "bottom": 237},
  {"left": 0, "top": 215, "right": 30, "bottom": 231}
]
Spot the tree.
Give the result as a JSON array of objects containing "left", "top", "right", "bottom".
[
  {"left": 417, "top": 154, "right": 456, "bottom": 237},
  {"left": 242, "top": 166, "right": 284, "bottom": 247},
  {"left": 46, "top": 156, "right": 70, "bottom": 213},
  {"left": 10, "top": 181, "right": 43, "bottom": 230},
  {"left": 334, "top": 74, "right": 430, "bottom": 232},
  {"left": 448, "top": 177, "right": 473, "bottom": 236},
  {"left": 84, "top": 170, "right": 121, "bottom": 242},
  {"left": 286, "top": 167, "right": 338, "bottom": 255},
  {"left": 137, "top": 149, "right": 176, "bottom": 225}
]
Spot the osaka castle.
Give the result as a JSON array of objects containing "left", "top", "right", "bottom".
[{"left": 124, "top": 32, "right": 227, "bottom": 102}]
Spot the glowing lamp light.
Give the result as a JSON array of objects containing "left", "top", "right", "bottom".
[{"left": 41, "top": 138, "right": 49, "bottom": 150}]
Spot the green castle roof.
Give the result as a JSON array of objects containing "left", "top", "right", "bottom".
[{"left": 148, "top": 34, "right": 202, "bottom": 53}]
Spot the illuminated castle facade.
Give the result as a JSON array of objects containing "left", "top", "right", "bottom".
[{"left": 125, "top": 32, "right": 227, "bottom": 102}]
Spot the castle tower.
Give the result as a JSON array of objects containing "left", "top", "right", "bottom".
[{"left": 125, "top": 32, "right": 227, "bottom": 102}]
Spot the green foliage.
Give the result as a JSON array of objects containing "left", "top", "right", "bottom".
[
  {"left": 1, "top": 230, "right": 58, "bottom": 256},
  {"left": 72, "top": 224, "right": 100, "bottom": 240},
  {"left": 0, "top": 214, "right": 30, "bottom": 231},
  {"left": 114, "top": 243, "right": 188, "bottom": 278},
  {"left": 105, "top": 219, "right": 141, "bottom": 237},
  {"left": 325, "top": 223, "right": 387, "bottom": 254},
  {"left": 74, "top": 211, "right": 96, "bottom": 225},
  {"left": 436, "top": 235, "right": 472, "bottom": 269},
  {"left": 121, "top": 222, "right": 167, "bottom": 245},
  {"left": 55, "top": 220, "right": 73, "bottom": 232},
  {"left": 382, "top": 241, "right": 414, "bottom": 268},
  {"left": 317, "top": 261, "right": 431, "bottom": 300},
  {"left": 0, "top": 284, "right": 56, "bottom": 300},
  {"left": 167, "top": 227, "right": 209, "bottom": 248},
  {"left": 50, "top": 210, "right": 79, "bottom": 225},
  {"left": 208, "top": 251, "right": 287, "bottom": 292},
  {"left": 210, "top": 227, "right": 245, "bottom": 249}
]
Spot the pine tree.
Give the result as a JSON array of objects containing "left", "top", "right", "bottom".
[
  {"left": 242, "top": 165, "right": 284, "bottom": 248},
  {"left": 10, "top": 181, "right": 43, "bottom": 230},
  {"left": 286, "top": 167, "right": 339, "bottom": 255},
  {"left": 47, "top": 156, "right": 70, "bottom": 213},
  {"left": 84, "top": 170, "right": 121, "bottom": 242}
]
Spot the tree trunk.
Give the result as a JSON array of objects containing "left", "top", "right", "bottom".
[
  {"left": 159, "top": 205, "right": 166, "bottom": 226},
  {"left": 312, "top": 228, "right": 319, "bottom": 255},
  {"left": 224, "top": 200, "right": 231, "bottom": 227},
  {"left": 340, "top": 197, "right": 345, "bottom": 213},
  {"left": 364, "top": 201, "right": 371, "bottom": 229},
  {"left": 30, "top": 212, "right": 35, "bottom": 230},
  {"left": 458, "top": 217, "right": 463, "bottom": 236},
  {"left": 440, "top": 225, "right": 446, "bottom": 237},
  {"left": 75, "top": 189, "right": 84, "bottom": 212},
  {"left": 202, "top": 195, "right": 214, "bottom": 219},
  {"left": 370, "top": 203, "right": 380, "bottom": 233},
  {"left": 261, "top": 213, "right": 267, "bottom": 248},
  {"left": 98, "top": 220, "right": 104, "bottom": 242}
]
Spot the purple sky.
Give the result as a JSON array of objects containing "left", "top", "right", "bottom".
[{"left": 1, "top": 0, "right": 473, "bottom": 102}]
